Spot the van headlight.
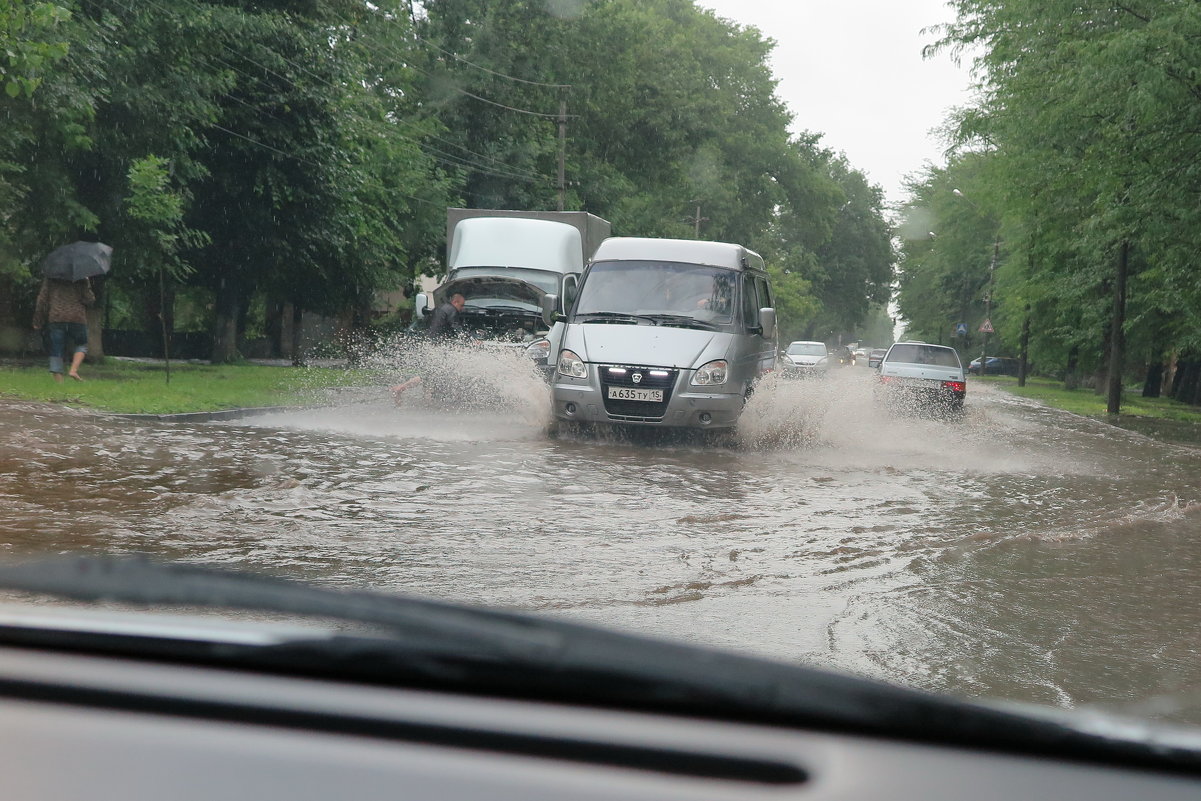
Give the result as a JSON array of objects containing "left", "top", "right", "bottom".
[
  {"left": 691, "top": 359, "right": 728, "bottom": 386},
  {"left": 557, "top": 349, "right": 587, "bottom": 379},
  {"left": 525, "top": 338, "right": 550, "bottom": 362}
]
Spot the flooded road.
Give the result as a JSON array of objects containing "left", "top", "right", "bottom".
[{"left": 3, "top": 364, "right": 1201, "bottom": 726}]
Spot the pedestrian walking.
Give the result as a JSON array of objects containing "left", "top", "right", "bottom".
[{"left": 32, "top": 277, "right": 95, "bottom": 382}]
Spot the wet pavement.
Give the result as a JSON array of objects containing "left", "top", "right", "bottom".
[{"left": 2, "top": 360, "right": 1200, "bottom": 725}]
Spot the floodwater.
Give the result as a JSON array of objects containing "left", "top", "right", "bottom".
[{"left": 3, "top": 349, "right": 1201, "bottom": 727}]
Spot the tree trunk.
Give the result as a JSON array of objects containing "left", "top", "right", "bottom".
[
  {"left": 1064, "top": 346, "right": 1080, "bottom": 390},
  {"left": 1142, "top": 361, "right": 1163, "bottom": 398},
  {"left": 86, "top": 276, "right": 106, "bottom": 362},
  {"left": 291, "top": 304, "right": 306, "bottom": 367},
  {"left": 1106, "top": 241, "right": 1129, "bottom": 414},
  {"left": 266, "top": 298, "right": 285, "bottom": 359},
  {"left": 1181, "top": 362, "right": 1201, "bottom": 406},
  {"left": 1017, "top": 307, "right": 1031, "bottom": 387},
  {"left": 0, "top": 276, "right": 22, "bottom": 354},
  {"left": 211, "top": 277, "right": 240, "bottom": 363}
]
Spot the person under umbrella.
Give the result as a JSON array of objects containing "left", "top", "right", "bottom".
[{"left": 32, "top": 242, "right": 110, "bottom": 382}]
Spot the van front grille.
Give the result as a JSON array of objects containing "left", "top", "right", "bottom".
[{"left": 599, "top": 365, "right": 678, "bottom": 419}]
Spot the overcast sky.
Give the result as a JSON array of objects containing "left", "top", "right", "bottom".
[{"left": 698, "top": 0, "right": 974, "bottom": 207}]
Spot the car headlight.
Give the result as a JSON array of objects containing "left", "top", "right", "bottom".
[
  {"left": 557, "top": 349, "right": 587, "bottom": 379},
  {"left": 691, "top": 359, "right": 728, "bottom": 386},
  {"left": 525, "top": 338, "right": 550, "bottom": 362}
]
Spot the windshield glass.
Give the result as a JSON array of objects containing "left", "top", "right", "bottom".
[
  {"left": 573, "top": 261, "right": 737, "bottom": 326},
  {"left": 5, "top": 0, "right": 1201, "bottom": 764}
]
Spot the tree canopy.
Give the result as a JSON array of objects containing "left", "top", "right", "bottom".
[
  {"left": 896, "top": 0, "right": 1201, "bottom": 406},
  {"left": 1, "top": 0, "right": 895, "bottom": 357}
]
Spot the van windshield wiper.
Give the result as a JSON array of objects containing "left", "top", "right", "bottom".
[
  {"left": 576, "top": 311, "right": 642, "bottom": 324},
  {"left": 1, "top": 555, "right": 1200, "bottom": 777},
  {"left": 639, "top": 314, "right": 719, "bottom": 330}
]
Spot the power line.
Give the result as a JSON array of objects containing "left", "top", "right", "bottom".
[
  {"left": 89, "top": 0, "right": 555, "bottom": 186},
  {"left": 411, "top": 32, "right": 570, "bottom": 89}
]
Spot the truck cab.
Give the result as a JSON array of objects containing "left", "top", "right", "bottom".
[{"left": 414, "top": 211, "right": 610, "bottom": 367}]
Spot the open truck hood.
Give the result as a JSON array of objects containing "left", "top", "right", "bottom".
[{"left": 434, "top": 274, "right": 547, "bottom": 310}]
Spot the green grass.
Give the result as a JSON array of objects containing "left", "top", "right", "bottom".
[
  {"left": 0, "top": 360, "right": 382, "bottom": 415},
  {"left": 977, "top": 374, "right": 1201, "bottom": 424}
]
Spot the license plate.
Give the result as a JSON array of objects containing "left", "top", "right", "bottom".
[{"left": 607, "top": 386, "right": 664, "bottom": 402}]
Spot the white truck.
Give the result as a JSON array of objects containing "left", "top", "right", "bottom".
[{"left": 415, "top": 209, "right": 611, "bottom": 372}]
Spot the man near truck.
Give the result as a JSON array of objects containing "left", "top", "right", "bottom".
[
  {"left": 391, "top": 293, "right": 468, "bottom": 403},
  {"left": 428, "top": 293, "right": 466, "bottom": 340}
]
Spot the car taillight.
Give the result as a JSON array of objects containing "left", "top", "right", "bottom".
[{"left": 943, "top": 381, "right": 966, "bottom": 393}]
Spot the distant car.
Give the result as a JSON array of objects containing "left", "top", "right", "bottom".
[
  {"left": 852, "top": 347, "right": 869, "bottom": 365},
  {"left": 876, "top": 341, "right": 967, "bottom": 413},
  {"left": 968, "top": 356, "right": 1020, "bottom": 376},
  {"left": 780, "top": 340, "right": 829, "bottom": 377},
  {"left": 867, "top": 348, "right": 887, "bottom": 368}
]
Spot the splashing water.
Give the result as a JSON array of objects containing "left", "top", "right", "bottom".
[{"left": 355, "top": 334, "right": 553, "bottom": 426}]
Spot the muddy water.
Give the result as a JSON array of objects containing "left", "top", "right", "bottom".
[{"left": 2, "top": 356, "right": 1201, "bottom": 726}]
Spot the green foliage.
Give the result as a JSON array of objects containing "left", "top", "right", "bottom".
[
  {"left": 0, "top": 0, "right": 70, "bottom": 99},
  {"left": 1, "top": 0, "right": 894, "bottom": 354},
  {"left": 919, "top": 0, "right": 1201, "bottom": 392}
]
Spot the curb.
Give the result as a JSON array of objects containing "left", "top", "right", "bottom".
[{"left": 112, "top": 405, "right": 297, "bottom": 423}]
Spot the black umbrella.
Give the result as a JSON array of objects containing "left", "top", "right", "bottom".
[{"left": 41, "top": 241, "right": 113, "bottom": 281}]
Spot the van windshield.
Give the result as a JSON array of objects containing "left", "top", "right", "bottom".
[{"left": 574, "top": 261, "right": 737, "bottom": 328}]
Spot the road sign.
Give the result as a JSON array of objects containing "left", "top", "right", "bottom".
[
  {"left": 979, "top": 319, "right": 994, "bottom": 333},
  {"left": 955, "top": 322, "right": 968, "bottom": 336}
]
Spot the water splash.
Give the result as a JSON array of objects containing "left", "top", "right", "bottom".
[{"left": 355, "top": 334, "right": 553, "bottom": 426}]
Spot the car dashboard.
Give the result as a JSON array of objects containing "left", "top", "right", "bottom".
[{"left": 2, "top": 640, "right": 1200, "bottom": 801}]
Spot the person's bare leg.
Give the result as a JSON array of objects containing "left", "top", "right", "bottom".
[
  {"left": 53, "top": 372, "right": 64, "bottom": 383},
  {"left": 68, "top": 350, "right": 85, "bottom": 381},
  {"left": 390, "top": 376, "right": 422, "bottom": 404}
]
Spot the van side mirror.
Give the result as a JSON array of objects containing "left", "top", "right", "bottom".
[
  {"left": 415, "top": 292, "right": 429, "bottom": 316},
  {"left": 541, "top": 293, "right": 562, "bottom": 326},
  {"left": 758, "top": 308, "right": 776, "bottom": 339}
]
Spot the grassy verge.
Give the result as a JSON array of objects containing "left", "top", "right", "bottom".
[
  {"left": 0, "top": 360, "right": 383, "bottom": 415},
  {"left": 977, "top": 375, "right": 1201, "bottom": 444},
  {"left": 976, "top": 375, "right": 1201, "bottom": 421}
]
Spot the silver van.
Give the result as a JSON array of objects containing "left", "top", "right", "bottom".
[{"left": 543, "top": 237, "right": 777, "bottom": 430}]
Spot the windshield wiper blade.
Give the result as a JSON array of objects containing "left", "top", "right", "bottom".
[
  {"left": 0, "top": 555, "right": 560, "bottom": 661},
  {"left": 577, "top": 312, "right": 641, "bottom": 324},
  {"left": 640, "top": 314, "right": 719, "bottom": 330},
  {"left": 1, "top": 555, "right": 1200, "bottom": 777}
]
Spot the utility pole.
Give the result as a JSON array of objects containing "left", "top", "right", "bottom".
[
  {"left": 980, "top": 237, "right": 999, "bottom": 374},
  {"left": 557, "top": 93, "right": 567, "bottom": 212},
  {"left": 691, "top": 202, "right": 708, "bottom": 237}
]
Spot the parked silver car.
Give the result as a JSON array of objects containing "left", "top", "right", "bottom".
[{"left": 546, "top": 237, "right": 777, "bottom": 431}]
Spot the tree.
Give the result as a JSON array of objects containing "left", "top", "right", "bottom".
[{"left": 931, "top": 0, "right": 1201, "bottom": 407}]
